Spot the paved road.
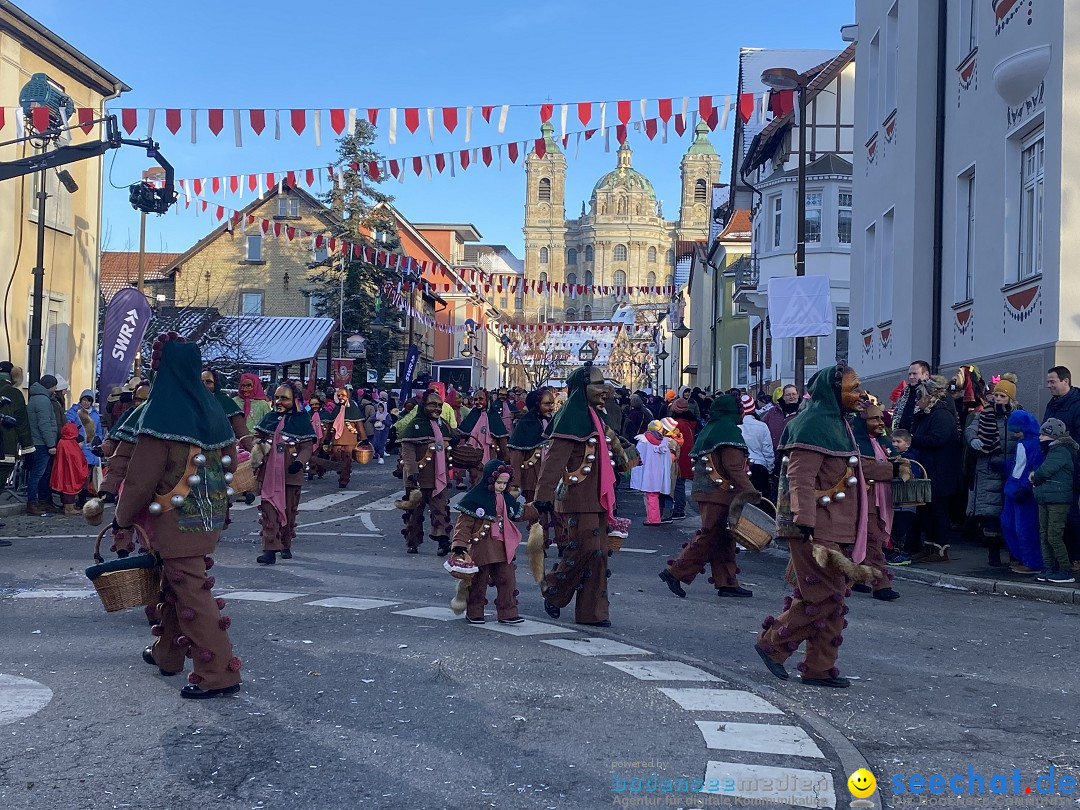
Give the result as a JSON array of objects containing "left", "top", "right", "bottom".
[{"left": 1, "top": 463, "right": 1077, "bottom": 810}]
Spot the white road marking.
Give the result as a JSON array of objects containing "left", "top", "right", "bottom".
[
  {"left": 297, "top": 511, "right": 365, "bottom": 529},
  {"left": 541, "top": 638, "right": 652, "bottom": 657},
  {"left": 604, "top": 660, "right": 720, "bottom": 682},
  {"left": 0, "top": 534, "right": 97, "bottom": 540},
  {"left": 305, "top": 597, "right": 398, "bottom": 610},
  {"left": 0, "top": 675, "right": 53, "bottom": 726},
  {"left": 700, "top": 761, "right": 836, "bottom": 808},
  {"left": 473, "top": 619, "right": 577, "bottom": 636},
  {"left": 293, "top": 532, "right": 381, "bottom": 538},
  {"left": 360, "top": 512, "right": 377, "bottom": 531},
  {"left": 393, "top": 606, "right": 459, "bottom": 621},
  {"left": 361, "top": 494, "right": 408, "bottom": 511},
  {"left": 658, "top": 688, "right": 783, "bottom": 714},
  {"left": 298, "top": 491, "right": 366, "bottom": 511},
  {"left": 695, "top": 721, "right": 824, "bottom": 758},
  {"left": 617, "top": 547, "right": 658, "bottom": 554},
  {"left": 12, "top": 589, "right": 96, "bottom": 599},
  {"left": 218, "top": 590, "right": 306, "bottom": 602}
]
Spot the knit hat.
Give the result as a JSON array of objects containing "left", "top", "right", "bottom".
[
  {"left": 39, "top": 374, "right": 57, "bottom": 389},
  {"left": 0, "top": 361, "right": 12, "bottom": 374},
  {"left": 772, "top": 386, "right": 784, "bottom": 404},
  {"left": 738, "top": 393, "right": 756, "bottom": 416},
  {"left": 992, "top": 373, "right": 1018, "bottom": 402},
  {"left": 1041, "top": 418, "right": 1068, "bottom": 439},
  {"left": 660, "top": 417, "right": 678, "bottom": 433},
  {"left": 669, "top": 397, "right": 690, "bottom": 415},
  {"left": 54, "top": 375, "right": 69, "bottom": 391},
  {"left": 665, "top": 389, "right": 676, "bottom": 402}
]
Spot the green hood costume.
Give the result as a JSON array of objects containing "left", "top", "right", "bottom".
[
  {"left": 851, "top": 412, "right": 896, "bottom": 458},
  {"left": 690, "top": 395, "right": 748, "bottom": 455},
  {"left": 544, "top": 365, "right": 601, "bottom": 441},
  {"left": 459, "top": 401, "right": 509, "bottom": 438},
  {"left": 329, "top": 400, "right": 363, "bottom": 421},
  {"left": 255, "top": 406, "right": 316, "bottom": 442},
  {"left": 778, "top": 364, "right": 857, "bottom": 457},
  {"left": 508, "top": 407, "right": 548, "bottom": 450},
  {"left": 108, "top": 401, "right": 144, "bottom": 444},
  {"left": 399, "top": 411, "right": 453, "bottom": 443},
  {"left": 214, "top": 390, "right": 242, "bottom": 419},
  {"left": 455, "top": 459, "right": 522, "bottom": 520},
  {"left": 136, "top": 341, "right": 234, "bottom": 449}
]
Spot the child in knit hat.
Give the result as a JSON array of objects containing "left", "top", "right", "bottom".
[{"left": 1031, "top": 418, "right": 1077, "bottom": 583}]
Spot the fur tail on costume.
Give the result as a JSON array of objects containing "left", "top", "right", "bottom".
[
  {"left": 449, "top": 577, "right": 471, "bottom": 615},
  {"left": 394, "top": 489, "right": 424, "bottom": 511},
  {"left": 527, "top": 522, "right": 546, "bottom": 584},
  {"left": 811, "top": 543, "right": 882, "bottom": 585},
  {"left": 249, "top": 441, "right": 269, "bottom": 470},
  {"left": 82, "top": 497, "right": 104, "bottom": 526}
]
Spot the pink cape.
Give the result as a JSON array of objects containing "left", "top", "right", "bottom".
[
  {"left": 492, "top": 493, "right": 521, "bottom": 563},
  {"left": 589, "top": 408, "right": 617, "bottom": 525},
  {"left": 260, "top": 416, "right": 288, "bottom": 526}
]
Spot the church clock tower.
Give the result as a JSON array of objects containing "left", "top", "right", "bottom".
[
  {"left": 678, "top": 120, "right": 723, "bottom": 241},
  {"left": 523, "top": 122, "right": 567, "bottom": 322}
]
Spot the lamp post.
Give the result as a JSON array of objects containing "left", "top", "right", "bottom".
[
  {"left": 672, "top": 315, "right": 690, "bottom": 392},
  {"left": 761, "top": 66, "right": 808, "bottom": 393}
]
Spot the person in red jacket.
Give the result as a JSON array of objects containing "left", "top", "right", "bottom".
[
  {"left": 51, "top": 421, "right": 88, "bottom": 515},
  {"left": 668, "top": 397, "right": 696, "bottom": 520}
]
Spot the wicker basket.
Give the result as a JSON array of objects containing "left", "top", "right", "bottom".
[
  {"left": 449, "top": 443, "right": 483, "bottom": 469},
  {"left": 728, "top": 498, "right": 778, "bottom": 552},
  {"left": 892, "top": 460, "right": 931, "bottom": 506},
  {"left": 85, "top": 525, "right": 159, "bottom": 613},
  {"left": 353, "top": 443, "right": 374, "bottom": 465},
  {"left": 231, "top": 459, "right": 257, "bottom": 495},
  {"left": 607, "top": 533, "right": 625, "bottom": 553}
]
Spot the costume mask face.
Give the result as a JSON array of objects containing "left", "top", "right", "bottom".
[
  {"left": 539, "top": 392, "right": 555, "bottom": 418},
  {"left": 865, "top": 414, "right": 885, "bottom": 433},
  {"left": 239, "top": 379, "right": 254, "bottom": 395},
  {"left": 274, "top": 385, "right": 295, "bottom": 413},
  {"left": 493, "top": 473, "right": 510, "bottom": 494},
  {"left": 309, "top": 397, "right": 322, "bottom": 411},
  {"left": 336, "top": 388, "right": 349, "bottom": 405},
  {"left": 424, "top": 395, "right": 443, "bottom": 419},
  {"left": 201, "top": 372, "right": 215, "bottom": 391},
  {"left": 839, "top": 369, "right": 862, "bottom": 413},
  {"left": 586, "top": 368, "right": 606, "bottom": 408},
  {"left": 475, "top": 391, "right": 488, "bottom": 410}
]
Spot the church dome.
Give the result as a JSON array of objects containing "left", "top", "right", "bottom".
[{"left": 591, "top": 142, "right": 656, "bottom": 199}]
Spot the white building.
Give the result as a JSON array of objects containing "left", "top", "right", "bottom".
[{"left": 850, "top": 0, "right": 1069, "bottom": 410}]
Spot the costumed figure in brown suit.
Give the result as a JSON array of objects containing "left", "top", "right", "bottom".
[
  {"left": 850, "top": 403, "right": 904, "bottom": 601},
  {"left": 328, "top": 387, "right": 366, "bottom": 489},
  {"left": 755, "top": 363, "right": 882, "bottom": 689},
  {"left": 508, "top": 387, "right": 562, "bottom": 548},
  {"left": 201, "top": 368, "right": 254, "bottom": 452},
  {"left": 110, "top": 333, "right": 242, "bottom": 699},
  {"left": 659, "top": 395, "right": 758, "bottom": 599},
  {"left": 252, "top": 381, "right": 315, "bottom": 565},
  {"left": 396, "top": 388, "right": 454, "bottom": 556},
  {"left": 531, "top": 364, "right": 627, "bottom": 627},
  {"left": 457, "top": 389, "right": 509, "bottom": 487}
]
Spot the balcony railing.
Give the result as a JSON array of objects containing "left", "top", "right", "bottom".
[{"left": 732, "top": 256, "right": 758, "bottom": 295}]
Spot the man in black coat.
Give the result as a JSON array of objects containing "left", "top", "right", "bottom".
[
  {"left": 1044, "top": 366, "right": 1080, "bottom": 567},
  {"left": 910, "top": 377, "right": 962, "bottom": 562}
]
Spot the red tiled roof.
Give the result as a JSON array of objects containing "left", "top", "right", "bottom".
[
  {"left": 719, "top": 210, "right": 752, "bottom": 241},
  {"left": 100, "top": 251, "right": 180, "bottom": 302}
]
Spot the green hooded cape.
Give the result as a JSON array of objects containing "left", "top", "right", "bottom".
[
  {"left": 454, "top": 459, "right": 522, "bottom": 520},
  {"left": 778, "top": 365, "right": 857, "bottom": 457},
  {"left": 136, "top": 341, "right": 234, "bottom": 449},
  {"left": 508, "top": 408, "right": 547, "bottom": 450},
  {"left": 690, "top": 395, "right": 747, "bottom": 455},
  {"left": 214, "top": 390, "right": 242, "bottom": 419},
  {"left": 850, "top": 413, "right": 896, "bottom": 457},
  {"left": 400, "top": 412, "right": 453, "bottom": 443},
  {"left": 108, "top": 401, "right": 144, "bottom": 443},
  {"left": 544, "top": 365, "right": 600, "bottom": 441},
  {"left": 459, "top": 402, "right": 509, "bottom": 438},
  {"left": 255, "top": 406, "right": 316, "bottom": 441},
  {"left": 329, "top": 400, "right": 363, "bottom": 422}
]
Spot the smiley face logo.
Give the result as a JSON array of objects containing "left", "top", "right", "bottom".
[{"left": 847, "top": 768, "right": 877, "bottom": 798}]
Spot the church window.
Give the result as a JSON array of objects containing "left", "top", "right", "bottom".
[
  {"left": 694, "top": 178, "right": 708, "bottom": 203},
  {"left": 647, "top": 246, "right": 657, "bottom": 263},
  {"left": 583, "top": 306, "right": 592, "bottom": 320},
  {"left": 585, "top": 245, "right": 594, "bottom": 262},
  {"left": 538, "top": 178, "right": 551, "bottom": 202},
  {"left": 567, "top": 248, "right": 577, "bottom": 265},
  {"left": 567, "top": 272, "right": 577, "bottom": 287},
  {"left": 666, "top": 249, "right": 675, "bottom": 265},
  {"left": 614, "top": 270, "right": 627, "bottom": 289},
  {"left": 539, "top": 247, "right": 549, "bottom": 264},
  {"left": 584, "top": 270, "right": 593, "bottom": 286},
  {"left": 614, "top": 244, "right": 628, "bottom": 261},
  {"left": 665, "top": 274, "right": 674, "bottom": 288},
  {"left": 539, "top": 271, "right": 548, "bottom": 284},
  {"left": 566, "top": 307, "right": 577, "bottom": 320},
  {"left": 647, "top": 271, "right": 657, "bottom": 287},
  {"left": 618, "top": 196, "right": 628, "bottom": 215}
]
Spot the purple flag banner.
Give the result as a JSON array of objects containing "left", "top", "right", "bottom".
[
  {"left": 398, "top": 344, "right": 420, "bottom": 405},
  {"left": 97, "top": 287, "right": 153, "bottom": 407}
]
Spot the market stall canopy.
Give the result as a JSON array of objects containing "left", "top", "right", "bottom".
[{"left": 202, "top": 316, "right": 337, "bottom": 368}]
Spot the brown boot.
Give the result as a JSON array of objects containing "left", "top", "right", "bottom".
[
  {"left": 24, "top": 501, "right": 46, "bottom": 516},
  {"left": 42, "top": 501, "right": 62, "bottom": 514},
  {"left": 63, "top": 503, "right": 79, "bottom": 516}
]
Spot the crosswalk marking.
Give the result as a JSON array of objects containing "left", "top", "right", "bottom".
[
  {"left": 604, "top": 660, "right": 720, "bottom": 682},
  {"left": 298, "top": 491, "right": 366, "bottom": 511},
  {"left": 13, "top": 589, "right": 95, "bottom": 599},
  {"left": 695, "top": 721, "right": 824, "bottom": 758},
  {"left": 360, "top": 512, "right": 377, "bottom": 531},
  {"left": 360, "top": 493, "right": 407, "bottom": 511},
  {"left": 473, "top": 619, "right": 577, "bottom": 637},
  {"left": 0, "top": 675, "right": 53, "bottom": 727},
  {"left": 392, "top": 606, "right": 459, "bottom": 621},
  {"left": 657, "top": 687, "right": 783, "bottom": 714},
  {"left": 541, "top": 638, "right": 652, "bottom": 657},
  {"left": 305, "top": 597, "right": 398, "bottom": 610},
  {"left": 218, "top": 590, "right": 306, "bottom": 602},
  {"left": 616, "top": 547, "right": 658, "bottom": 554},
  {"left": 700, "top": 761, "right": 836, "bottom": 809}
]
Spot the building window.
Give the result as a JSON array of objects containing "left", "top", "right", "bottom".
[
  {"left": 584, "top": 270, "right": 593, "bottom": 286},
  {"left": 539, "top": 247, "right": 549, "bottom": 264},
  {"left": 666, "top": 249, "right": 675, "bottom": 265},
  {"left": 307, "top": 294, "right": 323, "bottom": 317},
  {"left": 539, "top": 271, "right": 548, "bottom": 284},
  {"left": 837, "top": 190, "right": 853, "bottom": 244},
  {"left": 885, "top": 3, "right": 899, "bottom": 115},
  {"left": 514, "top": 293, "right": 524, "bottom": 310},
  {"left": 694, "top": 178, "right": 708, "bottom": 203},
  {"left": 956, "top": 169, "right": 976, "bottom": 302},
  {"left": 538, "top": 177, "right": 551, "bottom": 202},
  {"left": 805, "top": 337, "right": 819, "bottom": 366},
  {"left": 647, "top": 271, "right": 657, "bottom": 287},
  {"left": 245, "top": 235, "right": 262, "bottom": 262},
  {"left": 863, "top": 223, "right": 877, "bottom": 328},
  {"left": 500, "top": 295, "right": 508, "bottom": 309},
  {"left": 770, "top": 195, "right": 783, "bottom": 248},
  {"left": 566, "top": 307, "right": 577, "bottom": 320},
  {"left": 805, "top": 191, "right": 823, "bottom": 243},
  {"left": 880, "top": 209, "right": 894, "bottom": 321},
  {"left": 1018, "top": 131, "right": 1044, "bottom": 281},
  {"left": 647, "top": 246, "right": 657, "bottom": 263},
  {"left": 312, "top": 245, "right": 328, "bottom": 263},
  {"left": 835, "top": 310, "right": 849, "bottom": 364},
  {"left": 732, "top": 345, "right": 749, "bottom": 388},
  {"left": 665, "top": 274, "right": 674, "bottom": 289},
  {"left": 584, "top": 244, "right": 594, "bottom": 262},
  {"left": 566, "top": 272, "right": 577, "bottom": 288},
  {"left": 962, "top": 0, "right": 978, "bottom": 54},
  {"left": 583, "top": 305, "right": 592, "bottom": 320},
  {"left": 614, "top": 270, "right": 627, "bottom": 289},
  {"left": 241, "top": 291, "right": 264, "bottom": 316},
  {"left": 29, "top": 293, "right": 69, "bottom": 378},
  {"left": 866, "top": 32, "right": 880, "bottom": 134},
  {"left": 614, "top": 244, "right": 628, "bottom": 261},
  {"left": 567, "top": 248, "right": 577, "bottom": 265},
  {"left": 29, "top": 171, "right": 73, "bottom": 232},
  {"left": 277, "top": 197, "right": 300, "bottom": 217}
]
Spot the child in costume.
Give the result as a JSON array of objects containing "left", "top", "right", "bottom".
[
  {"left": 631, "top": 419, "right": 677, "bottom": 526},
  {"left": 51, "top": 421, "right": 88, "bottom": 515}
]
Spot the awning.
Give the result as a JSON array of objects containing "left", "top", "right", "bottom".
[
  {"left": 682, "top": 365, "right": 698, "bottom": 375},
  {"left": 203, "top": 316, "right": 337, "bottom": 367}
]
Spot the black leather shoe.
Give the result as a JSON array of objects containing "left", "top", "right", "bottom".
[
  {"left": 753, "top": 644, "right": 789, "bottom": 681},
  {"left": 659, "top": 570, "right": 687, "bottom": 598},
  {"left": 256, "top": 551, "right": 276, "bottom": 565},
  {"left": 142, "top": 645, "right": 179, "bottom": 676},
  {"left": 577, "top": 619, "right": 611, "bottom": 627},
  {"left": 872, "top": 588, "right": 900, "bottom": 601},
  {"left": 801, "top": 675, "right": 851, "bottom": 688},
  {"left": 180, "top": 683, "right": 241, "bottom": 700},
  {"left": 406, "top": 546, "right": 419, "bottom": 554},
  {"left": 436, "top": 537, "right": 452, "bottom": 557},
  {"left": 852, "top": 583, "right": 872, "bottom": 594},
  {"left": 543, "top": 598, "right": 560, "bottom": 619},
  {"left": 279, "top": 549, "right": 293, "bottom": 560},
  {"left": 717, "top": 586, "right": 753, "bottom": 597},
  {"left": 466, "top": 617, "right": 485, "bottom": 624}
]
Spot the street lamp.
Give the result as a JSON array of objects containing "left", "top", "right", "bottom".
[
  {"left": 761, "top": 65, "right": 809, "bottom": 393},
  {"left": 578, "top": 340, "right": 597, "bottom": 365}
]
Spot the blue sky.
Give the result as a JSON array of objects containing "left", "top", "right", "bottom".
[{"left": 20, "top": 0, "right": 853, "bottom": 257}]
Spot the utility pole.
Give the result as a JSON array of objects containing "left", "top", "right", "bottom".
[
  {"left": 27, "top": 168, "right": 48, "bottom": 385},
  {"left": 133, "top": 167, "right": 165, "bottom": 378}
]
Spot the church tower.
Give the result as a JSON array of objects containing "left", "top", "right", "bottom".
[
  {"left": 523, "top": 122, "right": 567, "bottom": 322},
  {"left": 677, "top": 120, "right": 723, "bottom": 240}
]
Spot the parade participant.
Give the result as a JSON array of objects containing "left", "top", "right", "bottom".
[
  {"left": 496, "top": 387, "right": 518, "bottom": 434},
  {"left": 509, "top": 388, "right": 559, "bottom": 545},
  {"left": 201, "top": 369, "right": 253, "bottom": 452},
  {"left": 111, "top": 333, "right": 241, "bottom": 699},
  {"left": 457, "top": 388, "right": 509, "bottom": 487},
  {"left": 532, "top": 364, "right": 621, "bottom": 627},
  {"left": 850, "top": 403, "right": 903, "bottom": 601},
  {"left": 306, "top": 392, "right": 328, "bottom": 480},
  {"left": 396, "top": 388, "right": 454, "bottom": 555},
  {"left": 659, "top": 396, "right": 757, "bottom": 599},
  {"left": 755, "top": 362, "right": 880, "bottom": 689},
  {"left": 234, "top": 373, "right": 271, "bottom": 436},
  {"left": 252, "top": 381, "right": 315, "bottom": 565},
  {"left": 632, "top": 419, "right": 677, "bottom": 526},
  {"left": 446, "top": 460, "right": 539, "bottom": 624},
  {"left": 326, "top": 388, "right": 366, "bottom": 489}
]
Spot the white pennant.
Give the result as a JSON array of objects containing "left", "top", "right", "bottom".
[
  {"left": 14, "top": 108, "right": 23, "bottom": 139},
  {"left": 313, "top": 110, "right": 322, "bottom": 147},
  {"left": 388, "top": 108, "right": 397, "bottom": 144},
  {"left": 662, "top": 120, "right": 668, "bottom": 143},
  {"left": 559, "top": 103, "right": 567, "bottom": 138},
  {"left": 760, "top": 91, "right": 769, "bottom": 124},
  {"left": 598, "top": 101, "right": 606, "bottom": 132},
  {"left": 604, "top": 127, "right": 610, "bottom": 152},
  {"left": 574, "top": 132, "right": 581, "bottom": 159},
  {"left": 639, "top": 98, "right": 647, "bottom": 122},
  {"left": 425, "top": 154, "right": 433, "bottom": 180},
  {"left": 720, "top": 95, "right": 731, "bottom": 130},
  {"left": 427, "top": 107, "right": 435, "bottom": 142},
  {"left": 497, "top": 104, "right": 509, "bottom": 133},
  {"left": 465, "top": 106, "right": 473, "bottom": 142},
  {"left": 145, "top": 108, "right": 155, "bottom": 139},
  {"left": 497, "top": 144, "right": 502, "bottom": 172},
  {"left": 190, "top": 109, "right": 197, "bottom": 144},
  {"left": 680, "top": 97, "right": 689, "bottom": 119},
  {"left": 274, "top": 109, "right": 281, "bottom": 140},
  {"left": 233, "top": 109, "right": 243, "bottom": 146},
  {"left": 348, "top": 107, "right": 357, "bottom": 133}
]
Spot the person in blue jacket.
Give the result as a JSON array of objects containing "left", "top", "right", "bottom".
[{"left": 1001, "top": 409, "right": 1044, "bottom": 574}]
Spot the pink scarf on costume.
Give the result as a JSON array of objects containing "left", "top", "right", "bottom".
[
  {"left": 311, "top": 412, "right": 323, "bottom": 444},
  {"left": 332, "top": 404, "right": 346, "bottom": 441},
  {"left": 492, "top": 494, "right": 521, "bottom": 564},
  {"left": 589, "top": 407, "right": 618, "bottom": 525},
  {"left": 261, "top": 416, "right": 288, "bottom": 526},
  {"left": 871, "top": 438, "right": 894, "bottom": 535},
  {"left": 431, "top": 420, "right": 448, "bottom": 496},
  {"left": 239, "top": 373, "right": 266, "bottom": 418},
  {"left": 469, "top": 410, "right": 492, "bottom": 465},
  {"left": 501, "top": 401, "right": 513, "bottom": 434},
  {"left": 845, "top": 422, "right": 869, "bottom": 563}
]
